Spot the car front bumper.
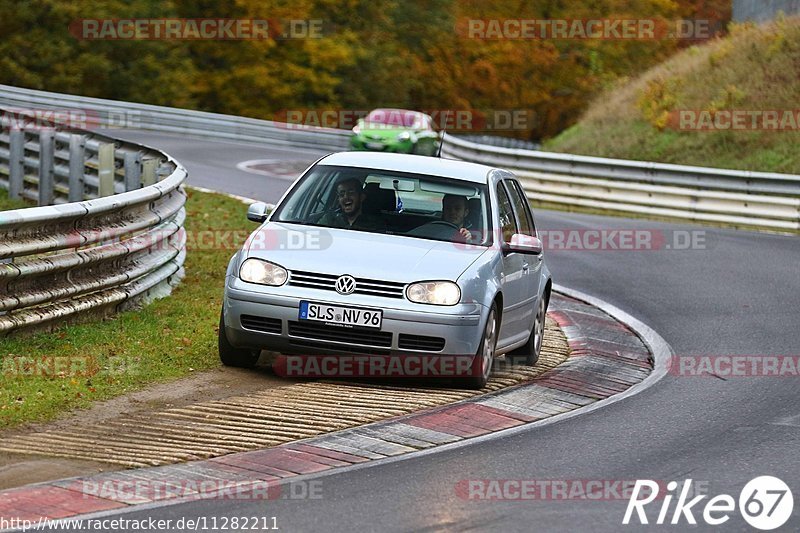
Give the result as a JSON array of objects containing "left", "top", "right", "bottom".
[
  {"left": 350, "top": 136, "right": 414, "bottom": 153},
  {"left": 223, "top": 283, "right": 486, "bottom": 357}
]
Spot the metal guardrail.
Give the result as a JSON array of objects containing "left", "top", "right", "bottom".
[
  {"left": 0, "top": 107, "right": 187, "bottom": 336},
  {"left": 0, "top": 84, "right": 351, "bottom": 152},
  {"left": 0, "top": 128, "right": 166, "bottom": 205},
  {"left": 441, "top": 134, "right": 800, "bottom": 231},
  {"left": 2, "top": 85, "right": 797, "bottom": 231},
  {"left": 456, "top": 134, "right": 540, "bottom": 151}
]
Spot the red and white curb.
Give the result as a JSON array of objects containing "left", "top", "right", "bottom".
[{"left": 0, "top": 286, "right": 670, "bottom": 526}]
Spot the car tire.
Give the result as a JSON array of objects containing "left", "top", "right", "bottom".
[
  {"left": 508, "top": 292, "right": 548, "bottom": 366},
  {"left": 459, "top": 304, "right": 498, "bottom": 389},
  {"left": 218, "top": 311, "right": 260, "bottom": 368}
]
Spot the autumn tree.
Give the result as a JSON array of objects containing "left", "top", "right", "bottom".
[{"left": 0, "top": 0, "right": 731, "bottom": 141}]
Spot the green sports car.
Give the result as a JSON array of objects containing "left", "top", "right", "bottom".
[{"left": 350, "top": 109, "right": 440, "bottom": 156}]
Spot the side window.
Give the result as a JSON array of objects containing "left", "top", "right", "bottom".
[
  {"left": 496, "top": 183, "right": 518, "bottom": 243},
  {"left": 320, "top": 172, "right": 348, "bottom": 212},
  {"left": 281, "top": 169, "right": 339, "bottom": 221},
  {"left": 506, "top": 180, "right": 535, "bottom": 236}
]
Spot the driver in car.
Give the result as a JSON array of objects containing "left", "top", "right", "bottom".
[
  {"left": 408, "top": 194, "right": 473, "bottom": 242},
  {"left": 318, "top": 178, "right": 384, "bottom": 231}
]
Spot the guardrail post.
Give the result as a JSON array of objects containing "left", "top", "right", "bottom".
[
  {"left": 68, "top": 134, "right": 86, "bottom": 202},
  {"left": 38, "top": 129, "right": 55, "bottom": 206},
  {"left": 796, "top": 204, "right": 800, "bottom": 232},
  {"left": 97, "top": 142, "right": 115, "bottom": 197},
  {"left": 141, "top": 158, "right": 158, "bottom": 186},
  {"left": 124, "top": 151, "right": 142, "bottom": 191},
  {"left": 8, "top": 130, "right": 24, "bottom": 200}
]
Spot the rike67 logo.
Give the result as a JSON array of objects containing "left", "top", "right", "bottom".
[{"left": 623, "top": 476, "right": 794, "bottom": 530}]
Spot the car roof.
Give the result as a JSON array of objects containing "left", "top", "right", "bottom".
[
  {"left": 364, "top": 108, "right": 431, "bottom": 127},
  {"left": 317, "top": 152, "right": 501, "bottom": 184},
  {"left": 368, "top": 108, "right": 423, "bottom": 117}
]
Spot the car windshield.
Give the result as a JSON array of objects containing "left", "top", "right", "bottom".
[
  {"left": 272, "top": 164, "right": 492, "bottom": 246},
  {"left": 365, "top": 109, "right": 420, "bottom": 128}
]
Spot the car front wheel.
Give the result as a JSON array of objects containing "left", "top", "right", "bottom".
[
  {"left": 508, "top": 293, "right": 548, "bottom": 366},
  {"left": 218, "top": 311, "right": 260, "bottom": 368},
  {"left": 459, "top": 304, "right": 498, "bottom": 389}
]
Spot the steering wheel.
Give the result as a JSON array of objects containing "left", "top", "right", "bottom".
[
  {"left": 428, "top": 220, "right": 460, "bottom": 229},
  {"left": 428, "top": 220, "right": 472, "bottom": 243}
]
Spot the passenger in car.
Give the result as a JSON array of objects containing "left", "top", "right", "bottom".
[{"left": 317, "top": 178, "right": 385, "bottom": 231}]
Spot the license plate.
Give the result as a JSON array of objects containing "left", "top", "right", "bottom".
[
  {"left": 366, "top": 142, "right": 384, "bottom": 150},
  {"left": 299, "top": 301, "right": 383, "bottom": 329}
]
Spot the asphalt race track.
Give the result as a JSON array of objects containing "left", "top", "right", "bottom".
[{"left": 82, "top": 131, "right": 800, "bottom": 532}]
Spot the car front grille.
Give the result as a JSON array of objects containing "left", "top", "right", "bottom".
[
  {"left": 398, "top": 334, "right": 446, "bottom": 352},
  {"left": 288, "top": 321, "right": 393, "bottom": 348},
  {"left": 240, "top": 315, "right": 282, "bottom": 334},
  {"left": 288, "top": 270, "right": 406, "bottom": 299},
  {"left": 288, "top": 339, "right": 390, "bottom": 356}
]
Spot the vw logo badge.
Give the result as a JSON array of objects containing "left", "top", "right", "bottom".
[{"left": 335, "top": 275, "right": 357, "bottom": 295}]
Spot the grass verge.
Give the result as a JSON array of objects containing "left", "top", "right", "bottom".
[
  {"left": 537, "top": 18, "right": 800, "bottom": 233},
  {"left": 0, "top": 189, "right": 29, "bottom": 211},
  {"left": 544, "top": 17, "right": 800, "bottom": 175},
  {"left": 0, "top": 188, "right": 252, "bottom": 428}
]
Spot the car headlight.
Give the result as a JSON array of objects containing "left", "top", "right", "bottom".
[
  {"left": 397, "top": 131, "right": 411, "bottom": 141},
  {"left": 352, "top": 124, "right": 361, "bottom": 135},
  {"left": 406, "top": 281, "right": 460, "bottom": 306},
  {"left": 239, "top": 258, "right": 288, "bottom": 286}
]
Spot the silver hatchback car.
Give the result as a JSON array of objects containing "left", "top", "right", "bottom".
[{"left": 220, "top": 152, "right": 552, "bottom": 388}]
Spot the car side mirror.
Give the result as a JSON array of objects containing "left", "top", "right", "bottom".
[
  {"left": 505, "top": 233, "right": 543, "bottom": 255},
  {"left": 246, "top": 202, "right": 272, "bottom": 223}
]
